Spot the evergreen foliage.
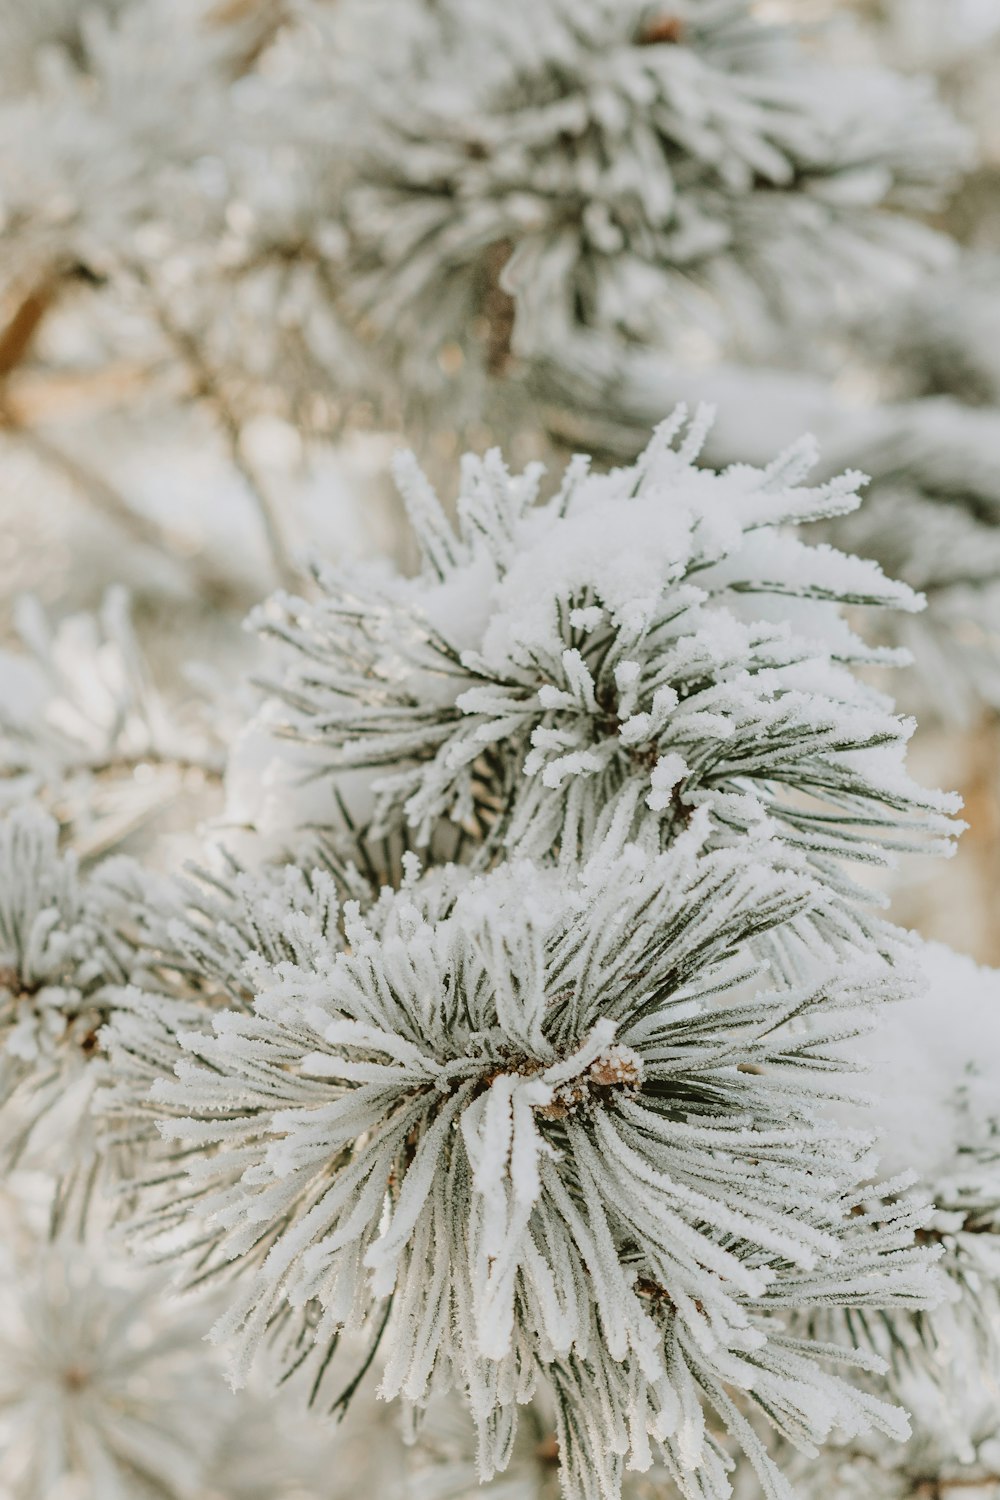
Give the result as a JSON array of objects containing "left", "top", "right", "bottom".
[{"left": 0, "top": 3, "right": 999, "bottom": 1499}]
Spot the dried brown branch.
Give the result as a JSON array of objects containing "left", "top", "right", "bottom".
[
  {"left": 207, "top": 0, "right": 289, "bottom": 76},
  {"left": 911, "top": 1477, "right": 1000, "bottom": 1497},
  {"left": 0, "top": 282, "right": 57, "bottom": 380},
  {"left": 130, "top": 264, "right": 300, "bottom": 589},
  {"left": 0, "top": 402, "right": 248, "bottom": 607},
  {"left": 638, "top": 15, "right": 685, "bottom": 45}
]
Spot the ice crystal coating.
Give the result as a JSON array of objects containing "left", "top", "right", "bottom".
[
  {"left": 105, "top": 814, "right": 940, "bottom": 1500},
  {"left": 326, "top": 0, "right": 966, "bottom": 414},
  {"left": 0, "top": 1216, "right": 345, "bottom": 1500},
  {"left": 0, "top": 804, "right": 138, "bottom": 1168},
  {"left": 0, "top": 0, "right": 968, "bottom": 443},
  {"left": 0, "top": 1240, "right": 223, "bottom": 1500},
  {"left": 0, "top": 589, "right": 224, "bottom": 859},
  {"left": 0, "top": 0, "right": 994, "bottom": 1494},
  {"left": 794, "top": 941, "right": 1000, "bottom": 1499},
  {"left": 823, "top": 397, "right": 1000, "bottom": 721},
  {"left": 253, "top": 410, "right": 959, "bottom": 927}
]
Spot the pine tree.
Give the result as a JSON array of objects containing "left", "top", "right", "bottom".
[
  {"left": 1, "top": 4, "right": 1000, "bottom": 1500},
  {"left": 0, "top": 1193, "right": 342, "bottom": 1500},
  {"left": 93, "top": 418, "right": 967, "bottom": 1500},
  {"left": 4, "top": 0, "right": 998, "bottom": 718}
]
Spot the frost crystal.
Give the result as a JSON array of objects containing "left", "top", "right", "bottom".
[
  {"left": 106, "top": 815, "right": 940, "bottom": 1500},
  {"left": 0, "top": 1211, "right": 343, "bottom": 1500},
  {"left": 0, "top": 589, "right": 224, "bottom": 859},
  {"left": 797, "top": 942, "right": 1000, "bottom": 1495},
  {"left": 255, "top": 410, "right": 959, "bottom": 927},
  {"left": 0, "top": 0, "right": 993, "bottom": 1494},
  {"left": 325, "top": 0, "right": 965, "bottom": 415},
  {"left": 0, "top": 805, "right": 136, "bottom": 1170},
  {"left": 0, "top": 1243, "right": 221, "bottom": 1500}
]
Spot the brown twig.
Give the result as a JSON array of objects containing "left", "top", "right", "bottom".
[
  {"left": 130, "top": 264, "right": 300, "bottom": 589},
  {"left": 207, "top": 0, "right": 288, "bottom": 76},
  {"left": 912, "top": 1477, "right": 1000, "bottom": 1496},
  {"left": 0, "top": 275, "right": 252, "bottom": 605},
  {"left": 481, "top": 240, "right": 517, "bottom": 376},
  {"left": 638, "top": 15, "right": 685, "bottom": 45},
  {"left": 535, "top": 1432, "right": 560, "bottom": 1467},
  {"left": 0, "top": 403, "right": 246, "bottom": 606},
  {"left": 0, "top": 282, "right": 57, "bottom": 379}
]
